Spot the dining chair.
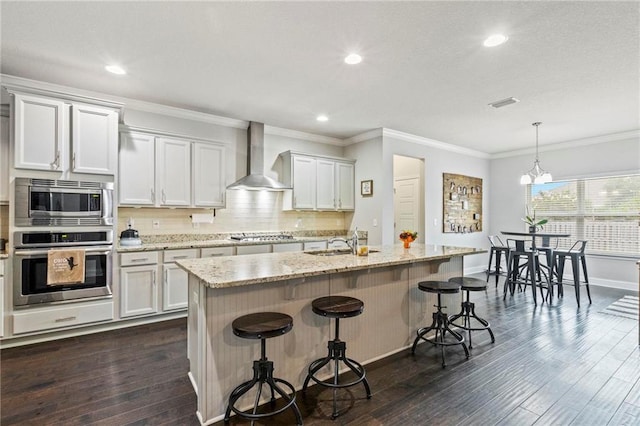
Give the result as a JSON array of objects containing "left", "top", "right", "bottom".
[
  {"left": 551, "top": 240, "right": 591, "bottom": 307},
  {"left": 486, "top": 235, "right": 509, "bottom": 287}
]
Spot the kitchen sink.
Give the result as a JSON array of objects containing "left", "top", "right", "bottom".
[{"left": 304, "top": 249, "right": 380, "bottom": 256}]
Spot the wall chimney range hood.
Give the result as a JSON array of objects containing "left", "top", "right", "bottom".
[{"left": 227, "top": 122, "right": 290, "bottom": 191}]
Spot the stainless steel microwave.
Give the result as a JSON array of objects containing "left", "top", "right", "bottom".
[{"left": 15, "top": 178, "right": 114, "bottom": 226}]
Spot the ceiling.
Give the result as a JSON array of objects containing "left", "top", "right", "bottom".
[{"left": 1, "top": 1, "right": 638, "bottom": 154}]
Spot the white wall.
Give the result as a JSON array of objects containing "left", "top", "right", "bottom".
[{"left": 490, "top": 136, "right": 640, "bottom": 289}]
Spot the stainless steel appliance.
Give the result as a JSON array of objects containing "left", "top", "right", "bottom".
[
  {"left": 15, "top": 178, "right": 114, "bottom": 226},
  {"left": 14, "top": 230, "right": 113, "bottom": 306},
  {"left": 229, "top": 233, "right": 294, "bottom": 242}
]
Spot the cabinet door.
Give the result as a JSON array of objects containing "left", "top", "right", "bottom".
[
  {"left": 13, "top": 93, "right": 66, "bottom": 172},
  {"left": 71, "top": 103, "right": 118, "bottom": 175},
  {"left": 316, "top": 159, "right": 336, "bottom": 210},
  {"left": 163, "top": 263, "right": 188, "bottom": 311},
  {"left": 292, "top": 156, "right": 316, "bottom": 209},
  {"left": 120, "top": 265, "right": 158, "bottom": 318},
  {"left": 0, "top": 116, "right": 10, "bottom": 203},
  {"left": 236, "top": 245, "right": 272, "bottom": 255},
  {"left": 119, "top": 133, "right": 156, "bottom": 205},
  {"left": 336, "top": 162, "right": 355, "bottom": 210},
  {"left": 156, "top": 137, "right": 191, "bottom": 206},
  {"left": 193, "top": 142, "right": 225, "bottom": 207}
]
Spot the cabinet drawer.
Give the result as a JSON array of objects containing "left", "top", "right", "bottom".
[
  {"left": 201, "top": 246, "right": 235, "bottom": 257},
  {"left": 236, "top": 245, "right": 272, "bottom": 255},
  {"left": 164, "top": 249, "right": 198, "bottom": 263},
  {"left": 13, "top": 300, "right": 113, "bottom": 334},
  {"left": 120, "top": 251, "right": 159, "bottom": 266},
  {"left": 303, "top": 241, "right": 328, "bottom": 251},
  {"left": 272, "top": 242, "right": 303, "bottom": 253}
]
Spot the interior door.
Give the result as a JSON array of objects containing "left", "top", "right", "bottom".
[{"left": 394, "top": 177, "right": 420, "bottom": 236}]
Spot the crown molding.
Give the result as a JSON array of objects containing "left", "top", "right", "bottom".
[
  {"left": 264, "top": 125, "right": 345, "bottom": 146},
  {"left": 345, "top": 128, "right": 384, "bottom": 144},
  {"left": 123, "top": 99, "right": 247, "bottom": 129},
  {"left": 491, "top": 129, "right": 640, "bottom": 159},
  {"left": 381, "top": 128, "right": 491, "bottom": 159}
]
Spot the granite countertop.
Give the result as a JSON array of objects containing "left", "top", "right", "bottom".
[
  {"left": 176, "top": 243, "right": 486, "bottom": 289},
  {"left": 116, "top": 235, "right": 335, "bottom": 252}
]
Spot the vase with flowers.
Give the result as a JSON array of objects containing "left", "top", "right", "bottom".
[
  {"left": 522, "top": 207, "right": 548, "bottom": 233},
  {"left": 399, "top": 230, "right": 418, "bottom": 248}
]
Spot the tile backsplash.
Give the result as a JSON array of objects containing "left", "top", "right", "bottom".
[{"left": 118, "top": 190, "right": 349, "bottom": 236}]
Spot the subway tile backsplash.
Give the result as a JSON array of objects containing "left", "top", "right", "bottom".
[{"left": 118, "top": 190, "right": 348, "bottom": 236}]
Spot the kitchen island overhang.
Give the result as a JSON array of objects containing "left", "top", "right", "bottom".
[{"left": 177, "top": 244, "right": 485, "bottom": 424}]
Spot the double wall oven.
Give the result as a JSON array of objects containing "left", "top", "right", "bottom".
[{"left": 13, "top": 178, "right": 115, "bottom": 306}]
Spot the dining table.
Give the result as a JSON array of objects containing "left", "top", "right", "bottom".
[{"left": 500, "top": 230, "right": 571, "bottom": 303}]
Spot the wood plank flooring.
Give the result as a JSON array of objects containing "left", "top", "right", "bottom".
[{"left": 2, "top": 275, "right": 638, "bottom": 425}]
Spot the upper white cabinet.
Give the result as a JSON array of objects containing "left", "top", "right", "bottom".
[
  {"left": 119, "top": 130, "right": 225, "bottom": 208},
  {"left": 193, "top": 142, "right": 226, "bottom": 207},
  {"left": 156, "top": 137, "right": 191, "bottom": 206},
  {"left": 11, "top": 92, "right": 118, "bottom": 175},
  {"left": 0, "top": 115, "right": 10, "bottom": 203},
  {"left": 280, "top": 151, "right": 355, "bottom": 211}
]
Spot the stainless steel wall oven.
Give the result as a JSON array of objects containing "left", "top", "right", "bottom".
[{"left": 14, "top": 230, "right": 113, "bottom": 306}]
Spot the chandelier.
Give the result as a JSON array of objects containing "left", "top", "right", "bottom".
[{"left": 520, "top": 122, "right": 552, "bottom": 185}]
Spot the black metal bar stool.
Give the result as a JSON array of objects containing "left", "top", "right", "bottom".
[
  {"left": 486, "top": 235, "right": 509, "bottom": 287},
  {"left": 552, "top": 240, "right": 592, "bottom": 307},
  {"left": 224, "top": 312, "right": 303, "bottom": 425},
  {"left": 411, "top": 280, "right": 469, "bottom": 368},
  {"left": 448, "top": 276, "right": 495, "bottom": 349},
  {"left": 302, "top": 296, "right": 371, "bottom": 419}
]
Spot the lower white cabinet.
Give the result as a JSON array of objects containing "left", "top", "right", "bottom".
[
  {"left": 119, "top": 251, "right": 159, "bottom": 318},
  {"left": 162, "top": 249, "right": 197, "bottom": 311},
  {"left": 272, "top": 242, "right": 304, "bottom": 253},
  {"left": 13, "top": 300, "right": 113, "bottom": 334},
  {"left": 236, "top": 244, "right": 272, "bottom": 255},
  {"left": 0, "top": 260, "right": 4, "bottom": 337}
]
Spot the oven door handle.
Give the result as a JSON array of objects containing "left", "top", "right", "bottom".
[{"left": 14, "top": 246, "right": 113, "bottom": 256}]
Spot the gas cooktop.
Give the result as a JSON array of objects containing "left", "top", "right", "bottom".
[{"left": 229, "top": 233, "right": 295, "bottom": 242}]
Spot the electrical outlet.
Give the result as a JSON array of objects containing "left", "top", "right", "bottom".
[
  {"left": 152, "top": 220, "right": 160, "bottom": 229},
  {"left": 128, "top": 217, "right": 134, "bottom": 227},
  {"left": 373, "top": 218, "right": 378, "bottom": 227}
]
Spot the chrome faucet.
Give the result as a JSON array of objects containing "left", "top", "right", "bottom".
[{"left": 328, "top": 228, "right": 359, "bottom": 255}]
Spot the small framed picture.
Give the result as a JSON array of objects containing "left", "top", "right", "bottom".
[{"left": 361, "top": 180, "right": 373, "bottom": 196}]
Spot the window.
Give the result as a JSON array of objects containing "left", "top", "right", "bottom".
[{"left": 527, "top": 175, "right": 640, "bottom": 255}]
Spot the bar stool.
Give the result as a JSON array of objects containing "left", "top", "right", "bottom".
[
  {"left": 448, "top": 276, "right": 495, "bottom": 349},
  {"left": 504, "top": 239, "right": 548, "bottom": 305},
  {"left": 224, "top": 312, "right": 303, "bottom": 425},
  {"left": 486, "top": 235, "right": 509, "bottom": 287},
  {"left": 302, "top": 295, "right": 371, "bottom": 419},
  {"left": 411, "top": 280, "right": 469, "bottom": 368},
  {"left": 552, "top": 240, "right": 592, "bottom": 307}
]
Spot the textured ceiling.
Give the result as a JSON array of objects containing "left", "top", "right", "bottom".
[{"left": 1, "top": 1, "right": 638, "bottom": 154}]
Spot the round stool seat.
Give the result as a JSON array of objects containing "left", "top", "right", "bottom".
[
  {"left": 417, "top": 280, "right": 460, "bottom": 294},
  {"left": 312, "top": 296, "right": 364, "bottom": 318},
  {"left": 449, "top": 276, "right": 487, "bottom": 291},
  {"left": 232, "top": 312, "right": 293, "bottom": 339}
]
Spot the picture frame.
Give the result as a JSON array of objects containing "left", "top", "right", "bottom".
[{"left": 361, "top": 180, "right": 373, "bottom": 196}]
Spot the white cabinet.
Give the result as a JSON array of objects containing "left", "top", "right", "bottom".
[
  {"left": 11, "top": 92, "right": 118, "bottom": 175},
  {"left": 303, "top": 241, "right": 328, "bottom": 251},
  {"left": 0, "top": 260, "right": 4, "bottom": 337},
  {"left": 236, "top": 244, "right": 272, "bottom": 255},
  {"left": 272, "top": 242, "right": 304, "bottom": 253},
  {"left": 119, "top": 251, "right": 159, "bottom": 318},
  {"left": 281, "top": 151, "right": 355, "bottom": 211},
  {"left": 0, "top": 115, "right": 9, "bottom": 203},
  {"left": 156, "top": 137, "right": 191, "bottom": 206},
  {"left": 201, "top": 246, "right": 235, "bottom": 257},
  {"left": 13, "top": 300, "right": 113, "bottom": 334},
  {"left": 119, "top": 132, "right": 156, "bottom": 205},
  {"left": 162, "top": 249, "right": 197, "bottom": 312},
  {"left": 193, "top": 142, "right": 226, "bottom": 207},
  {"left": 119, "top": 131, "right": 225, "bottom": 208}
]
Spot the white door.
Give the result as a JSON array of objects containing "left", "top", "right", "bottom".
[
  {"left": 193, "top": 142, "right": 225, "bottom": 207},
  {"left": 316, "top": 159, "right": 336, "bottom": 210},
  {"left": 394, "top": 177, "right": 421, "bottom": 237},
  {"left": 292, "top": 156, "right": 316, "bottom": 209},
  {"left": 13, "top": 93, "right": 66, "bottom": 172},
  {"left": 163, "top": 264, "right": 189, "bottom": 311},
  {"left": 156, "top": 137, "right": 191, "bottom": 206},
  {"left": 71, "top": 103, "right": 118, "bottom": 175},
  {"left": 336, "top": 162, "right": 355, "bottom": 210},
  {"left": 119, "top": 132, "right": 156, "bottom": 205},
  {"left": 120, "top": 265, "right": 158, "bottom": 318}
]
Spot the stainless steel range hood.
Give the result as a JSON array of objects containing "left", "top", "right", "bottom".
[{"left": 227, "top": 122, "right": 290, "bottom": 191}]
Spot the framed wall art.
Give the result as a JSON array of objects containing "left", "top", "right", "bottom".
[
  {"left": 442, "top": 173, "right": 483, "bottom": 233},
  {"left": 361, "top": 180, "right": 373, "bottom": 196}
]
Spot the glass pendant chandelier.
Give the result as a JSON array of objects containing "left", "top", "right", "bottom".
[{"left": 520, "top": 122, "right": 552, "bottom": 185}]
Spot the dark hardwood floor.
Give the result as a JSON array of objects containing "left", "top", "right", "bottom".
[{"left": 2, "top": 274, "right": 639, "bottom": 425}]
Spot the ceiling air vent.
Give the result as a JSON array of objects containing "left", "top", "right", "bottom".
[{"left": 488, "top": 97, "right": 520, "bottom": 109}]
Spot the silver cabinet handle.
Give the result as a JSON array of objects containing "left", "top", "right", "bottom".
[
  {"left": 172, "top": 255, "right": 189, "bottom": 259},
  {"left": 50, "top": 150, "right": 60, "bottom": 169},
  {"left": 164, "top": 268, "right": 168, "bottom": 284},
  {"left": 205, "top": 253, "right": 224, "bottom": 257},
  {"left": 130, "top": 258, "right": 149, "bottom": 263},
  {"left": 152, "top": 270, "right": 156, "bottom": 286},
  {"left": 55, "top": 316, "right": 76, "bottom": 323},
  {"left": 162, "top": 189, "right": 166, "bottom": 203},
  {"left": 72, "top": 152, "right": 76, "bottom": 169},
  {"left": 151, "top": 188, "right": 155, "bottom": 203}
]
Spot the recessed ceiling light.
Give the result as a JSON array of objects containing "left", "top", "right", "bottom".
[
  {"left": 316, "top": 115, "right": 329, "bottom": 122},
  {"left": 344, "top": 53, "right": 362, "bottom": 65},
  {"left": 105, "top": 64, "right": 126, "bottom": 75},
  {"left": 483, "top": 34, "right": 508, "bottom": 47}
]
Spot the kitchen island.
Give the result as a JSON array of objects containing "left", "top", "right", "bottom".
[{"left": 177, "top": 243, "right": 485, "bottom": 424}]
